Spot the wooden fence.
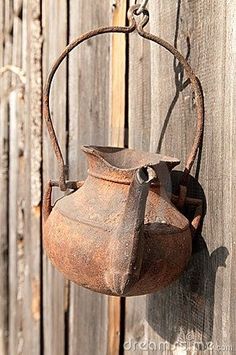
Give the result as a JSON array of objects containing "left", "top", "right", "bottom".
[{"left": 0, "top": 0, "right": 235, "bottom": 354}]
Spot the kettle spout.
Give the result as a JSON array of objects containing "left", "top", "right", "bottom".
[{"left": 108, "top": 166, "right": 156, "bottom": 296}]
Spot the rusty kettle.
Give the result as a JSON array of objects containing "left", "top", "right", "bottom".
[{"left": 43, "top": 5, "right": 204, "bottom": 297}]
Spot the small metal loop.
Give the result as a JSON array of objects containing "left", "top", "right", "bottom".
[
  {"left": 137, "top": 9, "right": 149, "bottom": 28},
  {"left": 135, "top": 0, "right": 149, "bottom": 15},
  {"left": 127, "top": 5, "right": 149, "bottom": 28}
]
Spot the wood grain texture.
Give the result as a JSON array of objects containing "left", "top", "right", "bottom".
[
  {"left": 68, "top": 1, "right": 111, "bottom": 354},
  {"left": 42, "top": 1, "right": 68, "bottom": 354},
  {"left": 8, "top": 1, "right": 25, "bottom": 353},
  {"left": 107, "top": 297, "right": 121, "bottom": 355},
  {"left": 125, "top": 1, "right": 236, "bottom": 354},
  {"left": 191, "top": 1, "right": 236, "bottom": 350},
  {"left": 0, "top": 3, "right": 42, "bottom": 355},
  {"left": 107, "top": 2, "right": 128, "bottom": 354},
  {"left": 0, "top": 2, "right": 9, "bottom": 354},
  {"left": 109, "top": 0, "right": 127, "bottom": 147},
  {"left": 128, "top": 0, "right": 151, "bottom": 151},
  {"left": 22, "top": 1, "right": 42, "bottom": 354},
  {"left": 8, "top": 90, "right": 23, "bottom": 355}
]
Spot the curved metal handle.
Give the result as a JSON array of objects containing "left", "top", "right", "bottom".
[
  {"left": 43, "top": 5, "right": 204, "bottom": 194},
  {"left": 43, "top": 19, "right": 136, "bottom": 191}
]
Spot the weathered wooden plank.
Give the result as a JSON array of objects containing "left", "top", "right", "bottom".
[
  {"left": 0, "top": 119, "right": 9, "bottom": 355},
  {"left": 0, "top": 2, "right": 9, "bottom": 354},
  {"left": 4, "top": 2, "right": 15, "bottom": 355},
  {"left": 8, "top": 1, "right": 25, "bottom": 353},
  {"left": 190, "top": 1, "right": 235, "bottom": 350},
  {"left": 126, "top": 1, "right": 236, "bottom": 354},
  {"left": 147, "top": 3, "right": 198, "bottom": 353},
  {"left": 68, "top": 1, "right": 111, "bottom": 354},
  {"left": 42, "top": 0, "right": 68, "bottom": 354},
  {"left": 128, "top": 0, "right": 151, "bottom": 151},
  {"left": 124, "top": 297, "right": 147, "bottom": 355},
  {"left": 147, "top": 1, "right": 236, "bottom": 352},
  {"left": 8, "top": 91, "right": 22, "bottom": 355},
  {"left": 109, "top": 0, "right": 127, "bottom": 147},
  {"left": 22, "top": 0, "right": 42, "bottom": 354},
  {"left": 149, "top": 0, "right": 195, "bottom": 167},
  {"left": 0, "top": 0, "right": 4, "bottom": 63},
  {"left": 107, "top": 297, "right": 121, "bottom": 355},
  {"left": 107, "top": 2, "right": 128, "bottom": 354}
]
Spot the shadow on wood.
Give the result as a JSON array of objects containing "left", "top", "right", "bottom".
[
  {"left": 156, "top": 0, "right": 191, "bottom": 154},
  {"left": 146, "top": 236, "right": 229, "bottom": 346},
  {"left": 146, "top": 172, "right": 229, "bottom": 348}
]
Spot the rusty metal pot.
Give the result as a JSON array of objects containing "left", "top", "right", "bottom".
[{"left": 43, "top": 5, "right": 204, "bottom": 297}]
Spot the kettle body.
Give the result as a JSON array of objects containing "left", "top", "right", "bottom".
[{"left": 43, "top": 146, "right": 192, "bottom": 296}]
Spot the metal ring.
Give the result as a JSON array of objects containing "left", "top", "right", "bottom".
[
  {"left": 128, "top": 5, "right": 149, "bottom": 29},
  {"left": 135, "top": 0, "right": 149, "bottom": 15}
]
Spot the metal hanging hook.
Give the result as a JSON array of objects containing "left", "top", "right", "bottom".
[{"left": 135, "top": 0, "right": 149, "bottom": 15}]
